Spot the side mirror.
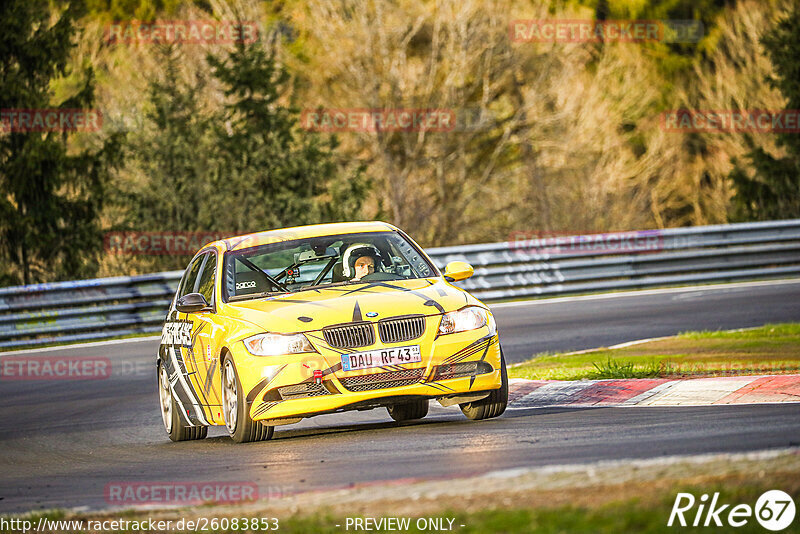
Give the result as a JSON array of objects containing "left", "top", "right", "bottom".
[
  {"left": 176, "top": 292, "right": 210, "bottom": 313},
  {"left": 443, "top": 261, "right": 474, "bottom": 282}
]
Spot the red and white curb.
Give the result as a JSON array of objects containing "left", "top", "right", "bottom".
[{"left": 507, "top": 375, "right": 800, "bottom": 408}]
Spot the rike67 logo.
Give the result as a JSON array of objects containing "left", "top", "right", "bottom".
[{"left": 669, "top": 490, "right": 796, "bottom": 531}]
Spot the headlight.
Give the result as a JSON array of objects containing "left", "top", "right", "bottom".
[
  {"left": 438, "top": 306, "right": 495, "bottom": 335},
  {"left": 243, "top": 333, "right": 316, "bottom": 356}
]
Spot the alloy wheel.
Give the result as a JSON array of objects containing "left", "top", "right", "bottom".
[
  {"left": 222, "top": 359, "right": 239, "bottom": 433},
  {"left": 158, "top": 364, "right": 173, "bottom": 433}
]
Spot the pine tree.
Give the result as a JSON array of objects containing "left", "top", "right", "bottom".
[
  {"left": 122, "top": 46, "right": 212, "bottom": 231},
  {"left": 206, "top": 41, "right": 369, "bottom": 233},
  {"left": 729, "top": 2, "right": 800, "bottom": 221},
  {"left": 118, "top": 38, "right": 368, "bottom": 272},
  {"left": 0, "top": 0, "right": 121, "bottom": 286},
  {"left": 114, "top": 44, "right": 216, "bottom": 270}
]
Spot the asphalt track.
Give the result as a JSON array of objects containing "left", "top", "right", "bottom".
[{"left": 1, "top": 279, "right": 800, "bottom": 514}]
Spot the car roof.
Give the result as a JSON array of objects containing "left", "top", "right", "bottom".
[{"left": 212, "top": 221, "right": 398, "bottom": 252}]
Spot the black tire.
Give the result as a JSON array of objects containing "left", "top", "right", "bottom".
[
  {"left": 222, "top": 355, "right": 274, "bottom": 443},
  {"left": 158, "top": 361, "right": 208, "bottom": 442},
  {"left": 460, "top": 349, "right": 508, "bottom": 421},
  {"left": 387, "top": 399, "right": 429, "bottom": 422}
]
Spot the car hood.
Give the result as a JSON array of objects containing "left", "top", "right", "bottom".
[{"left": 223, "top": 278, "right": 479, "bottom": 334}]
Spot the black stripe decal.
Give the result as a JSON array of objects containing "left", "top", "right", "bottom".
[{"left": 245, "top": 365, "right": 287, "bottom": 403}]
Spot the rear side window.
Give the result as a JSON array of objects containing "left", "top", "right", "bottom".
[
  {"left": 179, "top": 254, "right": 205, "bottom": 298},
  {"left": 196, "top": 254, "right": 216, "bottom": 304}
]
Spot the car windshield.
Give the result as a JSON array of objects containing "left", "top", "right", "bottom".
[{"left": 223, "top": 231, "right": 436, "bottom": 302}]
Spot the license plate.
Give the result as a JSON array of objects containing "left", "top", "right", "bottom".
[{"left": 341, "top": 345, "right": 422, "bottom": 372}]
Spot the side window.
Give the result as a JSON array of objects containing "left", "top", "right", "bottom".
[
  {"left": 196, "top": 253, "right": 216, "bottom": 305},
  {"left": 179, "top": 254, "right": 205, "bottom": 298}
]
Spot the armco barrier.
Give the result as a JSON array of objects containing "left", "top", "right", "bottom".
[{"left": 1, "top": 220, "right": 799, "bottom": 350}]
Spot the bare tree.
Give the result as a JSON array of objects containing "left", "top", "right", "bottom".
[{"left": 296, "top": 0, "right": 595, "bottom": 245}]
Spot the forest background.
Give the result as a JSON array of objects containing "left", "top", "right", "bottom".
[{"left": 1, "top": 0, "right": 799, "bottom": 286}]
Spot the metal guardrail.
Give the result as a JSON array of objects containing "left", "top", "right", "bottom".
[{"left": 1, "top": 219, "right": 799, "bottom": 350}]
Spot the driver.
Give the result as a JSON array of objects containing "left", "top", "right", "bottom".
[
  {"left": 352, "top": 254, "right": 376, "bottom": 281},
  {"left": 342, "top": 244, "right": 382, "bottom": 281}
]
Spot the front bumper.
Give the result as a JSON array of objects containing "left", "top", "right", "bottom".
[{"left": 229, "top": 326, "right": 502, "bottom": 423}]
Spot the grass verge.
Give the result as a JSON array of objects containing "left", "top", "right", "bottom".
[{"left": 508, "top": 323, "right": 800, "bottom": 381}]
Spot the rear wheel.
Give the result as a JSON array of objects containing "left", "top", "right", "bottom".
[
  {"left": 387, "top": 399, "right": 429, "bottom": 422},
  {"left": 222, "top": 356, "right": 273, "bottom": 443},
  {"left": 460, "top": 349, "right": 508, "bottom": 421},
  {"left": 158, "top": 362, "right": 207, "bottom": 442}
]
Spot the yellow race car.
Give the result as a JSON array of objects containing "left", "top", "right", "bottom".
[{"left": 157, "top": 222, "right": 507, "bottom": 442}]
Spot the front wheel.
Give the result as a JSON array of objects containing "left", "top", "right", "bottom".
[
  {"left": 460, "top": 349, "right": 508, "bottom": 421},
  {"left": 222, "top": 356, "right": 273, "bottom": 443},
  {"left": 387, "top": 399, "right": 429, "bottom": 422},
  {"left": 158, "top": 362, "right": 207, "bottom": 442}
]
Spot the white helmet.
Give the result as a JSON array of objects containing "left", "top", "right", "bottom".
[{"left": 342, "top": 243, "right": 381, "bottom": 278}]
